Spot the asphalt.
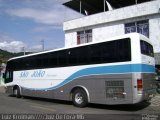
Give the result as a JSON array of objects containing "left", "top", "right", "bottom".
[{"left": 0, "top": 86, "right": 5, "bottom": 93}]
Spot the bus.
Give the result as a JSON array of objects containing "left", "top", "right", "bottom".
[{"left": 3, "top": 33, "right": 156, "bottom": 107}]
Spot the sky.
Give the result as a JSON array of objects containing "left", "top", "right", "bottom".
[{"left": 0, "top": 0, "right": 82, "bottom": 53}]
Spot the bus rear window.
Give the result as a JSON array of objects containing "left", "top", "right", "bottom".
[{"left": 140, "top": 40, "right": 154, "bottom": 57}]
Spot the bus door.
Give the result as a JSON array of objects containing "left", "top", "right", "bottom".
[{"left": 4, "top": 70, "right": 13, "bottom": 83}]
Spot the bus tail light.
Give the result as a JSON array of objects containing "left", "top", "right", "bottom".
[{"left": 137, "top": 79, "right": 143, "bottom": 93}]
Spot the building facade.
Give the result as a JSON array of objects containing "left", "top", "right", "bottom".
[{"left": 63, "top": 0, "right": 160, "bottom": 67}]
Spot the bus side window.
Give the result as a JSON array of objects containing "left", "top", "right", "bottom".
[
  {"left": 57, "top": 50, "right": 68, "bottom": 67},
  {"left": 4, "top": 71, "right": 9, "bottom": 83},
  {"left": 68, "top": 48, "right": 78, "bottom": 66},
  {"left": 4, "top": 71, "right": 13, "bottom": 83},
  {"left": 6, "top": 71, "right": 10, "bottom": 79},
  {"left": 77, "top": 46, "right": 89, "bottom": 65}
]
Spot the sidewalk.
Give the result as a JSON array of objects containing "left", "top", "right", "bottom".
[
  {"left": 0, "top": 86, "right": 5, "bottom": 93},
  {"left": 150, "top": 93, "right": 160, "bottom": 107}
]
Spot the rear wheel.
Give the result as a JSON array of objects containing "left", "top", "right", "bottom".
[
  {"left": 13, "top": 86, "right": 21, "bottom": 98},
  {"left": 72, "top": 89, "right": 88, "bottom": 107}
]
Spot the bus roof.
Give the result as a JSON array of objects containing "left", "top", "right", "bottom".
[{"left": 8, "top": 33, "right": 150, "bottom": 61}]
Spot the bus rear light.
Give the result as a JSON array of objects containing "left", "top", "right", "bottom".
[{"left": 137, "top": 79, "right": 143, "bottom": 93}]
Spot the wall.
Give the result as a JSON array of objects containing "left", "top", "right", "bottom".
[
  {"left": 63, "top": 0, "right": 159, "bottom": 31},
  {"left": 92, "top": 24, "right": 124, "bottom": 42},
  {"left": 64, "top": 32, "right": 77, "bottom": 48},
  {"left": 64, "top": 0, "right": 160, "bottom": 53},
  {"left": 150, "top": 16, "right": 160, "bottom": 53}
]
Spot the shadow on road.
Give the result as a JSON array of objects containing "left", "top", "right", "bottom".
[
  {"left": 8, "top": 94, "right": 150, "bottom": 111},
  {"left": 18, "top": 95, "right": 73, "bottom": 105},
  {"left": 88, "top": 102, "right": 150, "bottom": 111}
]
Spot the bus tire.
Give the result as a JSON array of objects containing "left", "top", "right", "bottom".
[
  {"left": 72, "top": 88, "right": 88, "bottom": 107},
  {"left": 13, "top": 86, "right": 21, "bottom": 98}
]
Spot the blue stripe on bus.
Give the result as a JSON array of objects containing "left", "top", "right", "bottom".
[{"left": 26, "top": 64, "right": 155, "bottom": 90}]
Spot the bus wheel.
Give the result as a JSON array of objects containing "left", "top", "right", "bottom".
[
  {"left": 72, "top": 89, "right": 88, "bottom": 107},
  {"left": 13, "top": 87, "right": 21, "bottom": 98}
]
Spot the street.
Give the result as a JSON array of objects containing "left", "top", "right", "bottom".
[{"left": 0, "top": 86, "right": 159, "bottom": 120}]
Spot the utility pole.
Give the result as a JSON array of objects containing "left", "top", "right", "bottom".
[
  {"left": 135, "top": 0, "right": 138, "bottom": 4},
  {"left": 80, "top": 0, "right": 82, "bottom": 14},
  {"left": 104, "top": 0, "right": 106, "bottom": 12},
  {"left": 41, "top": 39, "right": 44, "bottom": 51},
  {"left": 22, "top": 47, "right": 25, "bottom": 55}
]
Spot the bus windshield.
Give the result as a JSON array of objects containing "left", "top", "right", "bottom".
[{"left": 140, "top": 40, "right": 154, "bottom": 57}]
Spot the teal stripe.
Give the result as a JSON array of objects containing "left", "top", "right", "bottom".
[{"left": 27, "top": 64, "right": 155, "bottom": 90}]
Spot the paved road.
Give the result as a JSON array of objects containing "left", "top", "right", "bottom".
[{"left": 0, "top": 86, "right": 159, "bottom": 120}]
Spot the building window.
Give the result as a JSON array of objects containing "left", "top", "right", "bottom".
[
  {"left": 77, "top": 30, "right": 92, "bottom": 44},
  {"left": 125, "top": 20, "right": 149, "bottom": 38}
]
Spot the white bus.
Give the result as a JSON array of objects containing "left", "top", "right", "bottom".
[{"left": 3, "top": 33, "right": 156, "bottom": 107}]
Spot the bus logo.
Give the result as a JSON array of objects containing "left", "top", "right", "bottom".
[
  {"left": 31, "top": 70, "right": 45, "bottom": 78},
  {"left": 20, "top": 71, "right": 29, "bottom": 78}
]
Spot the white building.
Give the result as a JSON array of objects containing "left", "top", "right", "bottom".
[{"left": 63, "top": 0, "right": 160, "bottom": 67}]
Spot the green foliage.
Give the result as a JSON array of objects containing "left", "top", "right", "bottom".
[{"left": 0, "top": 49, "right": 32, "bottom": 65}]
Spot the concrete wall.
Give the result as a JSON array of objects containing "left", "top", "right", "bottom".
[
  {"left": 92, "top": 24, "right": 124, "bottom": 42},
  {"left": 64, "top": 0, "right": 160, "bottom": 53},
  {"left": 64, "top": 32, "right": 77, "bottom": 48},
  {"left": 150, "top": 16, "right": 160, "bottom": 53},
  {"left": 63, "top": 0, "right": 160, "bottom": 31},
  {"left": 64, "top": 23, "right": 124, "bottom": 47}
]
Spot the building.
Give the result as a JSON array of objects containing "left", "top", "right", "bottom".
[{"left": 63, "top": 0, "right": 160, "bottom": 68}]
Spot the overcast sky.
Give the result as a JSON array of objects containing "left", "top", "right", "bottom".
[{"left": 0, "top": 0, "right": 82, "bottom": 53}]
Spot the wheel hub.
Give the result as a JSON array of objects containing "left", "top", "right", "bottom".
[{"left": 75, "top": 93, "right": 83, "bottom": 104}]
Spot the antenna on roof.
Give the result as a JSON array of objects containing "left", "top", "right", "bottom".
[
  {"left": 106, "top": 0, "right": 113, "bottom": 11},
  {"left": 84, "top": 10, "right": 88, "bottom": 15}
]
